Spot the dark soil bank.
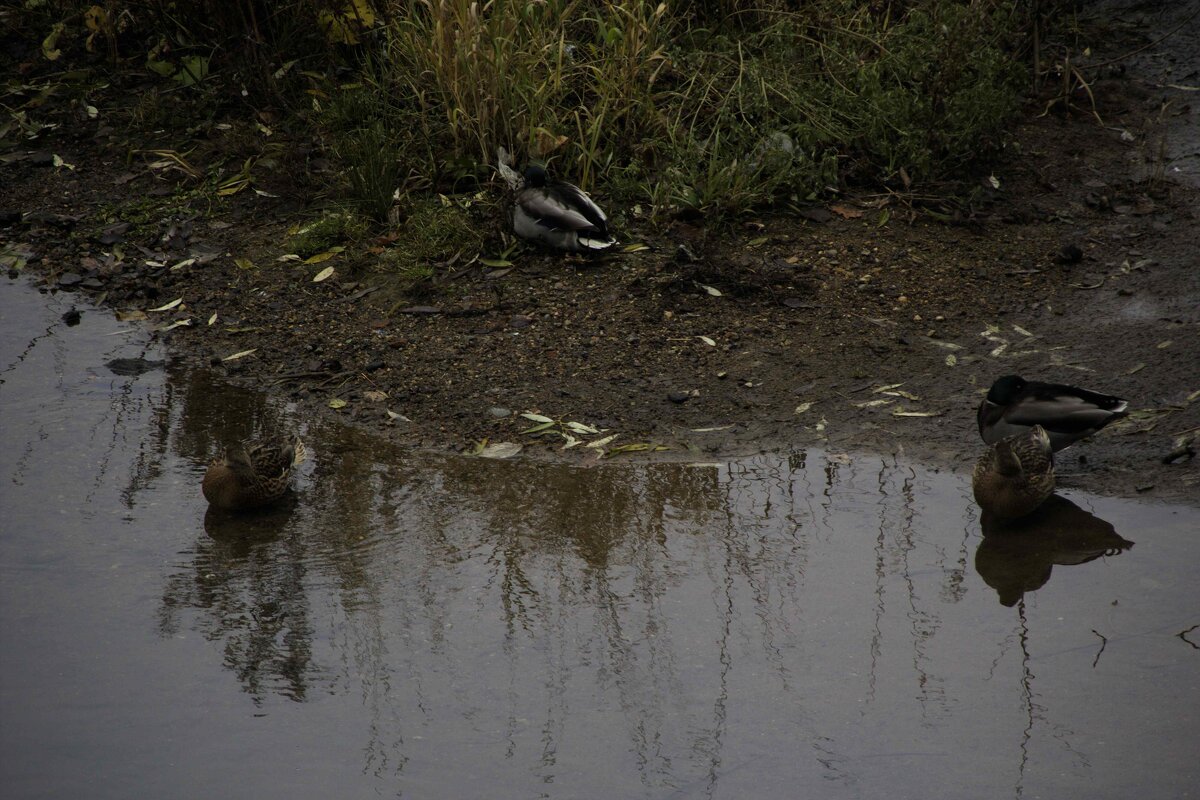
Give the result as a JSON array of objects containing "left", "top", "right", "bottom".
[{"left": 4, "top": 1, "right": 1197, "bottom": 502}]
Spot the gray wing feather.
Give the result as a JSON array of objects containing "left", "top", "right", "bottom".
[
  {"left": 1007, "top": 397, "right": 1120, "bottom": 430},
  {"left": 516, "top": 189, "right": 596, "bottom": 231}
]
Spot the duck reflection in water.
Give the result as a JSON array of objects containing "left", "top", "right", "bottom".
[
  {"left": 204, "top": 493, "right": 298, "bottom": 541},
  {"left": 975, "top": 495, "right": 1134, "bottom": 607}
]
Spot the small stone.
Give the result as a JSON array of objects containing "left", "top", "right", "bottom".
[
  {"left": 363, "top": 360, "right": 385, "bottom": 372},
  {"left": 1056, "top": 243, "right": 1083, "bottom": 264},
  {"left": 667, "top": 391, "right": 691, "bottom": 404},
  {"left": 508, "top": 315, "right": 532, "bottom": 329},
  {"left": 488, "top": 407, "right": 511, "bottom": 419},
  {"left": 57, "top": 272, "right": 83, "bottom": 288}
]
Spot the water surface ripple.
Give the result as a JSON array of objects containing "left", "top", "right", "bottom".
[{"left": 2, "top": 279, "right": 1196, "bottom": 799}]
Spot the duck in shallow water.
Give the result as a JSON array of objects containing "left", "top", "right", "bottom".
[
  {"left": 202, "top": 437, "right": 306, "bottom": 512},
  {"left": 973, "top": 425, "right": 1056, "bottom": 520},
  {"left": 977, "top": 375, "right": 1128, "bottom": 452},
  {"left": 512, "top": 164, "right": 616, "bottom": 253}
]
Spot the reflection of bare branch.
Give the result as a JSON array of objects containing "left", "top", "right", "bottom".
[
  {"left": 1090, "top": 629, "right": 1109, "bottom": 668},
  {"left": 1016, "top": 599, "right": 1034, "bottom": 799},
  {"left": 1179, "top": 625, "right": 1199, "bottom": 650}
]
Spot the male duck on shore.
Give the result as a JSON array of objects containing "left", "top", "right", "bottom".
[
  {"left": 512, "top": 164, "right": 616, "bottom": 253},
  {"left": 202, "top": 437, "right": 306, "bottom": 512},
  {"left": 973, "top": 425, "right": 1056, "bottom": 520},
  {"left": 977, "top": 375, "right": 1128, "bottom": 452}
]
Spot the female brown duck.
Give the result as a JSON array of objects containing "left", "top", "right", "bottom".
[
  {"left": 973, "top": 425, "right": 1055, "bottom": 520},
  {"left": 202, "top": 437, "right": 305, "bottom": 512}
]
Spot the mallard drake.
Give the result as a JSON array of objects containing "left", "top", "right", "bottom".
[
  {"left": 977, "top": 375, "right": 1128, "bottom": 452},
  {"left": 972, "top": 425, "right": 1055, "bottom": 520},
  {"left": 512, "top": 164, "right": 616, "bottom": 252},
  {"left": 202, "top": 437, "right": 306, "bottom": 512}
]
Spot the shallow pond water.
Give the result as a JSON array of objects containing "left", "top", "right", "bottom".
[{"left": 2, "top": 278, "right": 1197, "bottom": 799}]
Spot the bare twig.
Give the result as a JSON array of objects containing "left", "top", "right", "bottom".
[
  {"left": 1091, "top": 629, "right": 1108, "bottom": 668},
  {"left": 1086, "top": 6, "right": 1200, "bottom": 70},
  {"left": 1179, "top": 625, "right": 1199, "bottom": 650}
]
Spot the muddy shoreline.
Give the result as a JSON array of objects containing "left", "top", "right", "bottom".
[{"left": 4, "top": 2, "right": 1198, "bottom": 503}]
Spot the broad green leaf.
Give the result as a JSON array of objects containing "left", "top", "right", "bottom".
[
  {"left": 305, "top": 248, "right": 342, "bottom": 264},
  {"left": 42, "top": 23, "right": 65, "bottom": 61},
  {"left": 174, "top": 56, "right": 209, "bottom": 87}
]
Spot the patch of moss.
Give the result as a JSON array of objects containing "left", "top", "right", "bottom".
[
  {"left": 388, "top": 200, "right": 485, "bottom": 266},
  {"left": 287, "top": 211, "right": 368, "bottom": 258}
]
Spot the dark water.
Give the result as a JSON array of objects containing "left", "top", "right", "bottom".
[{"left": 2, "top": 278, "right": 1197, "bottom": 799}]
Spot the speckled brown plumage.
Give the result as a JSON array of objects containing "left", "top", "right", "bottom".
[
  {"left": 202, "top": 438, "right": 305, "bottom": 512},
  {"left": 972, "top": 425, "right": 1055, "bottom": 520}
]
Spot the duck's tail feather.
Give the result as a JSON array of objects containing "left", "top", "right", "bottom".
[{"left": 578, "top": 235, "right": 617, "bottom": 252}]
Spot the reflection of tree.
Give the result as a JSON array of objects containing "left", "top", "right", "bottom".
[
  {"left": 157, "top": 364, "right": 320, "bottom": 702},
  {"left": 165, "top": 365, "right": 283, "bottom": 467},
  {"left": 160, "top": 505, "right": 313, "bottom": 702},
  {"left": 973, "top": 496, "right": 1132, "bottom": 795},
  {"left": 975, "top": 495, "right": 1134, "bottom": 607},
  {"left": 154, "top": 393, "right": 1137, "bottom": 795}
]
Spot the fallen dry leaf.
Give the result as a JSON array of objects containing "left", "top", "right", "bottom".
[{"left": 829, "top": 204, "right": 864, "bottom": 219}]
